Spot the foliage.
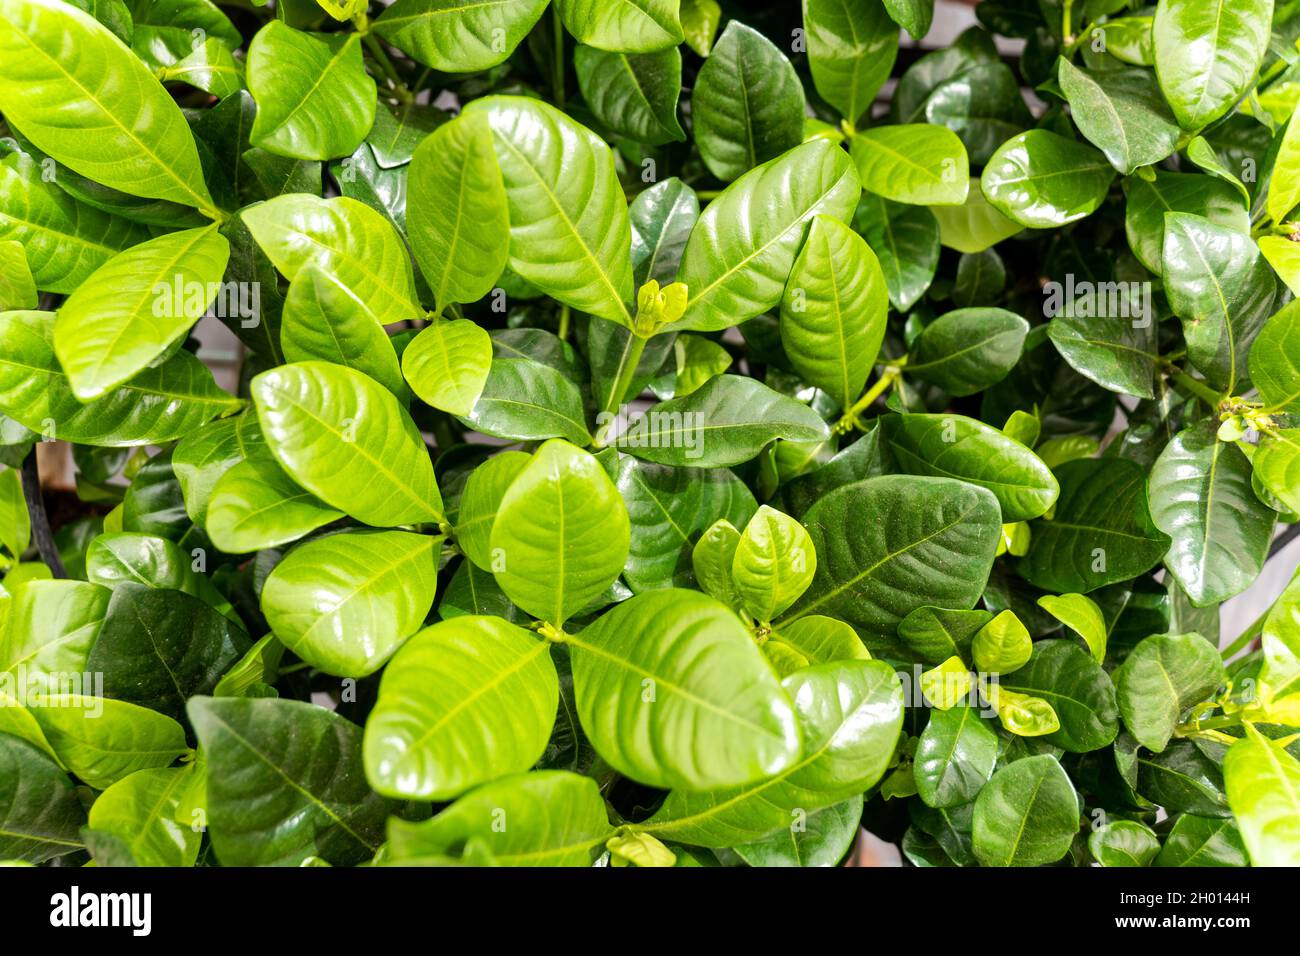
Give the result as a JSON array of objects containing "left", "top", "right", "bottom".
[{"left": 0, "top": 0, "right": 1298, "bottom": 869}]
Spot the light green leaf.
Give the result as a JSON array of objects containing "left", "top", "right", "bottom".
[
  {"left": 262, "top": 529, "right": 438, "bottom": 677},
  {"left": 31, "top": 695, "right": 188, "bottom": 790},
  {"left": 456, "top": 451, "right": 531, "bottom": 572},
  {"left": 0, "top": 0, "right": 216, "bottom": 215},
  {"left": 374, "top": 0, "right": 549, "bottom": 73},
  {"left": 252, "top": 361, "right": 443, "bottom": 526},
  {"left": 1223, "top": 723, "right": 1300, "bottom": 866},
  {"left": 763, "top": 615, "right": 870, "bottom": 678},
  {"left": 467, "top": 96, "right": 634, "bottom": 326},
  {"left": 408, "top": 111, "right": 509, "bottom": 314},
  {"left": 884, "top": 412, "right": 1058, "bottom": 521},
  {"left": 1249, "top": 299, "right": 1300, "bottom": 413},
  {"left": 206, "top": 455, "right": 343, "bottom": 554},
  {"left": 386, "top": 770, "right": 613, "bottom": 866},
  {"left": 931, "top": 180, "right": 1024, "bottom": 252},
  {"left": 1089, "top": 819, "right": 1160, "bottom": 866},
  {"left": 490, "top": 440, "right": 629, "bottom": 626},
  {"left": 972, "top": 610, "right": 1031, "bottom": 674},
  {"left": 896, "top": 606, "right": 990, "bottom": 665},
  {"left": 87, "top": 767, "right": 199, "bottom": 867},
  {"left": 1152, "top": 0, "right": 1272, "bottom": 131},
  {"left": 780, "top": 215, "right": 887, "bottom": 411},
  {"left": 460, "top": 357, "right": 590, "bottom": 445},
  {"left": 674, "top": 139, "right": 860, "bottom": 332},
  {"left": 641, "top": 659, "right": 902, "bottom": 846},
  {"left": 556, "top": 0, "right": 682, "bottom": 52},
  {"left": 364, "top": 616, "right": 558, "bottom": 800},
  {"left": 850, "top": 124, "right": 970, "bottom": 206},
  {"left": 0, "top": 310, "right": 241, "bottom": 447},
  {"left": 981, "top": 130, "right": 1115, "bottom": 228},
  {"left": 732, "top": 505, "right": 816, "bottom": 623},
  {"left": 53, "top": 226, "right": 228, "bottom": 400},
  {"left": 401, "top": 319, "right": 492, "bottom": 417},
  {"left": 1037, "top": 592, "right": 1108, "bottom": 663},
  {"left": 803, "top": 0, "right": 899, "bottom": 124}
]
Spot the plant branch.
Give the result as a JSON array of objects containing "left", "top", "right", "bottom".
[
  {"left": 552, "top": 4, "right": 565, "bottom": 108},
  {"left": 363, "top": 33, "right": 412, "bottom": 103},
  {"left": 20, "top": 446, "right": 66, "bottom": 579}
]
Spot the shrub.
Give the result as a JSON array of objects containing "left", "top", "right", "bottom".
[{"left": 0, "top": 0, "right": 1297, "bottom": 869}]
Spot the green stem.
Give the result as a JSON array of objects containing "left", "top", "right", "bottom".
[
  {"left": 1174, "top": 712, "right": 1244, "bottom": 737},
  {"left": 593, "top": 333, "right": 649, "bottom": 447},
  {"left": 557, "top": 304, "right": 571, "bottom": 341},
  {"left": 1165, "top": 367, "right": 1224, "bottom": 408},
  {"left": 696, "top": 189, "right": 723, "bottom": 200},
  {"left": 1062, "top": 0, "right": 1075, "bottom": 43},
  {"left": 1221, "top": 608, "right": 1269, "bottom": 659},
  {"left": 551, "top": 4, "right": 565, "bottom": 108},
  {"left": 836, "top": 365, "right": 902, "bottom": 431},
  {"left": 363, "top": 33, "right": 411, "bottom": 102}
]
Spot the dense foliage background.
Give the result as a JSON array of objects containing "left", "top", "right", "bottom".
[{"left": 0, "top": 0, "right": 1298, "bottom": 868}]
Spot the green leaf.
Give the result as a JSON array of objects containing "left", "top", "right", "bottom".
[
  {"left": 952, "top": 248, "right": 1006, "bottom": 308},
  {"left": 915, "top": 704, "right": 998, "bottom": 809},
  {"left": 732, "top": 505, "right": 816, "bottom": 622},
  {"left": 679, "top": 0, "right": 720, "bottom": 55},
  {"left": 0, "top": 310, "right": 241, "bottom": 447},
  {"left": 247, "top": 23, "right": 375, "bottom": 161},
  {"left": 262, "top": 529, "right": 438, "bottom": 677},
  {"left": 616, "top": 456, "right": 755, "bottom": 593},
  {"left": 53, "top": 226, "right": 229, "bottom": 400},
  {"left": 188, "top": 695, "right": 393, "bottom": 866},
  {"left": 981, "top": 130, "right": 1115, "bottom": 228},
  {"left": 763, "top": 615, "right": 871, "bottom": 677},
  {"left": 0, "top": 466, "right": 28, "bottom": 560},
  {"left": 0, "top": 0, "right": 216, "bottom": 216},
  {"left": 467, "top": 96, "right": 634, "bottom": 326},
  {"left": 1138, "top": 739, "right": 1230, "bottom": 816},
  {"left": 642, "top": 659, "right": 902, "bottom": 846},
  {"left": 1154, "top": 813, "right": 1248, "bottom": 866},
  {"left": 690, "top": 21, "right": 803, "bottom": 181},
  {"left": 31, "top": 696, "right": 188, "bottom": 790},
  {"left": 850, "top": 124, "right": 970, "bottom": 206},
  {"left": 1251, "top": 300, "right": 1300, "bottom": 413},
  {"left": 882, "top": 0, "right": 933, "bottom": 38},
  {"left": 905, "top": 307, "right": 1029, "bottom": 397},
  {"left": 408, "top": 112, "right": 509, "bottom": 314},
  {"left": 401, "top": 320, "right": 492, "bottom": 418},
  {"left": 574, "top": 45, "right": 684, "bottom": 146},
  {"left": 364, "top": 616, "right": 558, "bottom": 800},
  {"left": 1223, "top": 723, "right": 1300, "bottom": 866},
  {"left": 674, "top": 139, "right": 860, "bottom": 332},
  {"left": 931, "top": 180, "right": 1024, "bottom": 252},
  {"left": 1020, "top": 457, "right": 1169, "bottom": 593},
  {"left": 1088, "top": 819, "right": 1159, "bottom": 866},
  {"left": 171, "top": 412, "right": 263, "bottom": 526},
  {"left": 0, "top": 733, "right": 85, "bottom": 862},
  {"left": 1161, "top": 213, "right": 1274, "bottom": 394},
  {"left": 252, "top": 361, "right": 443, "bottom": 526},
  {"left": 1253, "top": 429, "right": 1300, "bottom": 516},
  {"left": 803, "top": 0, "right": 899, "bottom": 124},
  {"left": 556, "top": 0, "right": 682, "bottom": 52},
  {"left": 1057, "top": 61, "right": 1180, "bottom": 175},
  {"left": 614, "top": 375, "right": 830, "bottom": 468},
  {"left": 788, "top": 475, "right": 1001, "bottom": 646},
  {"left": 281, "top": 265, "right": 406, "bottom": 399},
  {"left": 1148, "top": 425, "right": 1275, "bottom": 605},
  {"left": 1116, "top": 632, "right": 1224, "bottom": 752},
  {"left": 0, "top": 151, "right": 149, "bottom": 294},
  {"left": 1269, "top": 106, "right": 1300, "bottom": 224},
  {"left": 1123, "top": 172, "right": 1249, "bottom": 277},
  {"left": 630, "top": 178, "right": 698, "bottom": 287},
  {"left": 491, "top": 440, "right": 629, "bottom": 626},
  {"left": 455, "top": 452, "right": 531, "bottom": 572},
  {"left": 998, "top": 639, "right": 1119, "bottom": 753},
  {"left": 1260, "top": 235, "right": 1300, "bottom": 298},
  {"left": 884, "top": 412, "right": 1058, "bottom": 521},
  {"left": 972, "top": 754, "right": 1079, "bottom": 866},
  {"left": 1047, "top": 307, "right": 1159, "bottom": 400},
  {"left": 460, "top": 357, "right": 590, "bottom": 445},
  {"left": 780, "top": 215, "right": 888, "bottom": 411},
  {"left": 1152, "top": 0, "right": 1271, "bottom": 130},
  {"left": 569, "top": 588, "right": 798, "bottom": 790},
  {"left": 387, "top": 770, "right": 614, "bottom": 866},
  {"left": 732, "top": 794, "right": 862, "bottom": 867},
  {"left": 87, "top": 766, "right": 199, "bottom": 867},
  {"left": 923, "top": 62, "right": 1031, "bottom": 166},
  {"left": 207, "top": 455, "right": 343, "bottom": 553},
  {"left": 972, "top": 610, "right": 1031, "bottom": 674},
  {"left": 692, "top": 518, "right": 744, "bottom": 609},
  {"left": 0, "top": 240, "right": 35, "bottom": 310},
  {"left": 374, "top": 0, "right": 549, "bottom": 73},
  {"left": 1037, "top": 592, "right": 1108, "bottom": 663},
  {"left": 241, "top": 194, "right": 423, "bottom": 325},
  {"left": 852, "top": 194, "right": 939, "bottom": 311},
  {"left": 896, "top": 606, "right": 990, "bottom": 665}
]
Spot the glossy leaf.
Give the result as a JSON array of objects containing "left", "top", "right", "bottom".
[
  {"left": 460, "top": 357, "right": 590, "bottom": 445},
  {"left": 261, "top": 530, "right": 438, "bottom": 677},
  {"left": 803, "top": 0, "right": 899, "bottom": 124},
  {"left": 206, "top": 455, "right": 342, "bottom": 554},
  {"left": 905, "top": 308, "right": 1029, "bottom": 397},
  {"left": 998, "top": 640, "right": 1119, "bottom": 753},
  {"left": 1223, "top": 724, "right": 1300, "bottom": 866},
  {"left": 87, "top": 767, "right": 199, "bottom": 867},
  {"left": 569, "top": 588, "right": 800, "bottom": 790},
  {"left": 1123, "top": 171, "right": 1249, "bottom": 276},
  {"left": 851, "top": 124, "right": 970, "bottom": 206},
  {"left": 575, "top": 45, "right": 684, "bottom": 146},
  {"left": 981, "top": 130, "right": 1115, "bottom": 228},
  {"left": 0, "top": 733, "right": 85, "bottom": 863},
  {"left": 1057, "top": 61, "right": 1180, "bottom": 175},
  {"left": 401, "top": 320, "right": 492, "bottom": 418},
  {"left": 1089, "top": 819, "right": 1159, "bottom": 866},
  {"left": 1116, "top": 632, "right": 1224, "bottom": 752},
  {"left": 1152, "top": 0, "right": 1271, "bottom": 130},
  {"left": 364, "top": 616, "right": 558, "bottom": 800},
  {"left": 852, "top": 194, "right": 940, "bottom": 311},
  {"left": 732, "top": 505, "right": 816, "bottom": 622},
  {"left": 972, "top": 754, "right": 1079, "bottom": 866},
  {"left": 374, "top": 0, "right": 549, "bottom": 73},
  {"left": 915, "top": 704, "right": 998, "bottom": 809}
]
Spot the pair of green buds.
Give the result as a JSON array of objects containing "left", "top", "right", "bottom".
[{"left": 632, "top": 280, "right": 689, "bottom": 337}]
